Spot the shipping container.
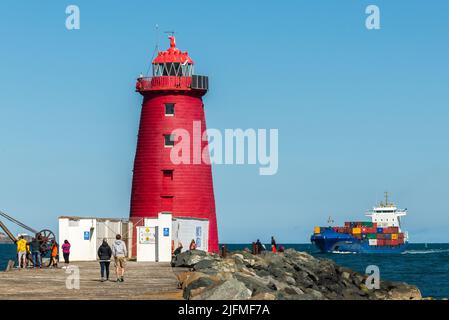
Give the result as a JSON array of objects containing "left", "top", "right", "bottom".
[
  {"left": 377, "top": 227, "right": 383, "bottom": 233},
  {"left": 362, "top": 222, "right": 373, "bottom": 227},
  {"left": 368, "top": 239, "right": 377, "bottom": 246},
  {"left": 367, "top": 233, "right": 377, "bottom": 239},
  {"left": 352, "top": 227, "right": 361, "bottom": 234},
  {"left": 314, "top": 227, "right": 320, "bottom": 234},
  {"left": 391, "top": 234, "right": 398, "bottom": 240}
]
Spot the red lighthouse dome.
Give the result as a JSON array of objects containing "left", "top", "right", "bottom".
[{"left": 130, "top": 36, "right": 218, "bottom": 254}]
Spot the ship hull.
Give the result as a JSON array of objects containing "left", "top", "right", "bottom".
[{"left": 311, "top": 230, "right": 408, "bottom": 254}]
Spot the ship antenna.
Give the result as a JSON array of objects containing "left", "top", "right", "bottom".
[{"left": 385, "top": 191, "right": 389, "bottom": 206}]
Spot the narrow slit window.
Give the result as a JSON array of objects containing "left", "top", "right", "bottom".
[
  {"left": 164, "top": 134, "right": 175, "bottom": 147},
  {"left": 165, "top": 103, "right": 175, "bottom": 116}
]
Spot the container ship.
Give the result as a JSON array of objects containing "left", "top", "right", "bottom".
[{"left": 311, "top": 193, "right": 409, "bottom": 253}]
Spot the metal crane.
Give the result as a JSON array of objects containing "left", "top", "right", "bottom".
[{"left": 0, "top": 209, "right": 56, "bottom": 257}]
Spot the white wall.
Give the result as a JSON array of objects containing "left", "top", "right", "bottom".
[
  {"left": 143, "top": 212, "right": 172, "bottom": 262},
  {"left": 136, "top": 226, "right": 157, "bottom": 262},
  {"left": 172, "top": 218, "right": 209, "bottom": 252},
  {"left": 59, "top": 218, "right": 130, "bottom": 261},
  {"left": 58, "top": 218, "right": 97, "bottom": 261}
]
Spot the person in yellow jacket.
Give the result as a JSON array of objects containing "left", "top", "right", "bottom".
[{"left": 16, "top": 236, "right": 27, "bottom": 269}]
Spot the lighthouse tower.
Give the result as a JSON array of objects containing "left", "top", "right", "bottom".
[{"left": 131, "top": 36, "right": 219, "bottom": 254}]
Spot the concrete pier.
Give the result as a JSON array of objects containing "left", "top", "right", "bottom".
[{"left": 0, "top": 261, "right": 184, "bottom": 300}]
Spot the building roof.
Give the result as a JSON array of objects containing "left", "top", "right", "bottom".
[
  {"left": 152, "top": 36, "right": 194, "bottom": 64},
  {"left": 58, "top": 216, "right": 129, "bottom": 223}
]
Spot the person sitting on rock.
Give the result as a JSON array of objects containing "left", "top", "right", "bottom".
[
  {"left": 173, "top": 242, "right": 183, "bottom": 255},
  {"left": 278, "top": 245, "right": 285, "bottom": 253},
  {"left": 189, "top": 239, "right": 196, "bottom": 251}
]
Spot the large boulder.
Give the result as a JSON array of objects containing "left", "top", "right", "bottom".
[
  {"left": 172, "top": 250, "right": 214, "bottom": 267},
  {"left": 192, "top": 278, "right": 252, "bottom": 300},
  {"left": 173, "top": 248, "right": 422, "bottom": 301}
]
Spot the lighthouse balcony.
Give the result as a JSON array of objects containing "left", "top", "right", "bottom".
[{"left": 136, "top": 75, "right": 208, "bottom": 92}]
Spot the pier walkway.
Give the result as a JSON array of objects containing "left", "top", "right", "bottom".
[{"left": 0, "top": 261, "right": 184, "bottom": 300}]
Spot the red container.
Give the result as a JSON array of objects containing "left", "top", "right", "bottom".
[
  {"left": 377, "top": 240, "right": 385, "bottom": 246},
  {"left": 361, "top": 227, "right": 367, "bottom": 233},
  {"left": 398, "top": 233, "right": 404, "bottom": 239},
  {"left": 390, "top": 240, "right": 399, "bottom": 246}
]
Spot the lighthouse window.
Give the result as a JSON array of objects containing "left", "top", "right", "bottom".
[
  {"left": 164, "top": 134, "right": 175, "bottom": 147},
  {"left": 162, "top": 170, "right": 174, "bottom": 180},
  {"left": 153, "top": 64, "right": 164, "bottom": 76},
  {"left": 181, "top": 63, "right": 193, "bottom": 76},
  {"left": 165, "top": 103, "right": 175, "bottom": 116}
]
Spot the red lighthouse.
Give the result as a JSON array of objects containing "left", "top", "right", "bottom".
[{"left": 130, "top": 36, "right": 219, "bottom": 254}]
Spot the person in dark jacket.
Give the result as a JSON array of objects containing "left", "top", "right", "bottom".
[
  {"left": 255, "top": 239, "right": 265, "bottom": 254},
  {"left": 173, "top": 242, "right": 183, "bottom": 256},
  {"left": 29, "top": 237, "right": 42, "bottom": 268},
  {"left": 98, "top": 239, "right": 112, "bottom": 282}
]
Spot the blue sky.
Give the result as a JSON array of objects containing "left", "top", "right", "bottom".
[{"left": 0, "top": 1, "right": 448, "bottom": 243}]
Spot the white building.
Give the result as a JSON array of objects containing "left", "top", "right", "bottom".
[{"left": 58, "top": 213, "right": 209, "bottom": 262}]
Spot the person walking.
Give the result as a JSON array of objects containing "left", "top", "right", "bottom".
[
  {"left": 271, "top": 236, "right": 277, "bottom": 253},
  {"left": 61, "top": 240, "right": 71, "bottom": 264},
  {"left": 98, "top": 239, "right": 112, "bottom": 282},
  {"left": 29, "top": 237, "right": 42, "bottom": 268},
  {"left": 16, "top": 236, "right": 27, "bottom": 269},
  {"left": 49, "top": 240, "right": 59, "bottom": 268},
  {"left": 111, "top": 234, "right": 127, "bottom": 282}
]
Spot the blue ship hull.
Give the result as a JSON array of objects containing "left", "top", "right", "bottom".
[{"left": 311, "top": 229, "right": 408, "bottom": 254}]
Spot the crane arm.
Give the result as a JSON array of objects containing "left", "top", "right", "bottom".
[{"left": 0, "top": 220, "right": 17, "bottom": 243}]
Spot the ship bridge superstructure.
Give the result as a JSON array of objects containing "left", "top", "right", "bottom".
[{"left": 365, "top": 192, "right": 407, "bottom": 232}]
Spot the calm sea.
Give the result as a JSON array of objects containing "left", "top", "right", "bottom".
[{"left": 1, "top": 243, "right": 448, "bottom": 299}]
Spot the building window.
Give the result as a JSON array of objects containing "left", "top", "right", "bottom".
[
  {"left": 165, "top": 103, "right": 175, "bottom": 116},
  {"left": 162, "top": 170, "right": 174, "bottom": 180},
  {"left": 164, "top": 134, "right": 175, "bottom": 147}
]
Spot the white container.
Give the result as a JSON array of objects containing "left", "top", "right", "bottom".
[{"left": 369, "top": 239, "right": 378, "bottom": 246}]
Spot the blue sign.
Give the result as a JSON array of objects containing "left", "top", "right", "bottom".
[
  {"left": 83, "top": 231, "right": 90, "bottom": 240},
  {"left": 163, "top": 227, "right": 169, "bottom": 237}
]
